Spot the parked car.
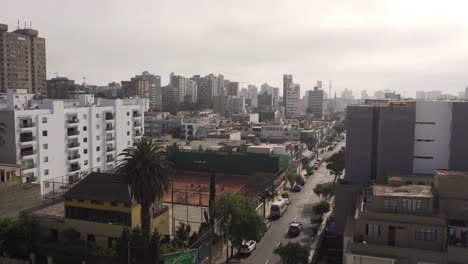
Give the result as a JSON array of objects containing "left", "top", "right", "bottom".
[
  {"left": 288, "top": 221, "right": 304, "bottom": 236},
  {"left": 239, "top": 240, "right": 257, "bottom": 254},
  {"left": 278, "top": 198, "right": 291, "bottom": 205},
  {"left": 292, "top": 184, "right": 302, "bottom": 192}
]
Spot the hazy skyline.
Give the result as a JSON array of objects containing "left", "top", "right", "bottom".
[{"left": 3, "top": 0, "right": 468, "bottom": 97}]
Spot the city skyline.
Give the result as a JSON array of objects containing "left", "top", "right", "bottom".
[{"left": 3, "top": 0, "right": 468, "bottom": 97}]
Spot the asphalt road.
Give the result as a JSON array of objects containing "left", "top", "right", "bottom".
[{"left": 241, "top": 140, "right": 345, "bottom": 264}]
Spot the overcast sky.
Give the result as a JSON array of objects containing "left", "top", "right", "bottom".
[{"left": 3, "top": 0, "right": 468, "bottom": 97}]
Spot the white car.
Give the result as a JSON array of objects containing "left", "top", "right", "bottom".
[{"left": 239, "top": 240, "right": 257, "bottom": 254}]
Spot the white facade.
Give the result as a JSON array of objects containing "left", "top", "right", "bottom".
[
  {"left": 284, "top": 83, "right": 300, "bottom": 118},
  {"left": 413, "top": 101, "right": 452, "bottom": 174},
  {"left": 0, "top": 89, "right": 148, "bottom": 195}
]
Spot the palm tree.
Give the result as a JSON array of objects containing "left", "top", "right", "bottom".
[
  {"left": 258, "top": 186, "right": 277, "bottom": 219},
  {"left": 116, "top": 137, "right": 174, "bottom": 234},
  {"left": 0, "top": 122, "right": 6, "bottom": 146}
]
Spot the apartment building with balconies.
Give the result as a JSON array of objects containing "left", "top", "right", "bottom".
[{"left": 0, "top": 89, "right": 148, "bottom": 195}]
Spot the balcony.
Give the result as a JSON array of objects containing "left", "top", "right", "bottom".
[
  {"left": 105, "top": 126, "right": 114, "bottom": 131},
  {"left": 106, "top": 147, "right": 115, "bottom": 152},
  {"left": 67, "top": 142, "right": 80, "bottom": 148},
  {"left": 69, "top": 164, "right": 81, "bottom": 172},
  {"left": 22, "top": 162, "right": 37, "bottom": 170},
  {"left": 66, "top": 117, "right": 79, "bottom": 124},
  {"left": 106, "top": 136, "right": 114, "bottom": 142},
  {"left": 68, "top": 154, "right": 81, "bottom": 161},
  {"left": 133, "top": 121, "right": 142, "bottom": 127},
  {"left": 67, "top": 130, "right": 80, "bottom": 136},
  {"left": 105, "top": 113, "right": 114, "bottom": 120},
  {"left": 106, "top": 156, "right": 115, "bottom": 163},
  {"left": 133, "top": 112, "right": 142, "bottom": 118},
  {"left": 20, "top": 149, "right": 36, "bottom": 157},
  {"left": 133, "top": 131, "right": 142, "bottom": 137},
  {"left": 19, "top": 136, "right": 36, "bottom": 143},
  {"left": 19, "top": 122, "right": 35, "bottom": 129}
]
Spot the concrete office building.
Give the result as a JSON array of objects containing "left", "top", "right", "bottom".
[
  {"left": 0, "top": 89, "right": 148, "bottom": 195},
  {"left": 226, "top": 81, "right": 239, "bottom": 96},
  {"left": 283, "top": 74, "right": 293, "bottom": 107},
  {"left": 185, "top": 79, "right": 197, "bottom": 103},
  {"left": 258, "top": 92, "right": 273, "bottom": 109},
  {"left": 47, "top": 77, "right": 76, "bottom": 99},
  {"left": 284, "top": 83, "right": 300, "bottom": 118},
  {"left": 0, "top": 23, "right": 47, "bottom": 95},
  {"left": 247, "top": 85, "right": 259, "bottom": 108},
  {"left": 308, "top": 86, "right": 324, "bottom": 119},
  {"left": 345, "top": 100, "right": 468, "bottom": 183},
  {"left": 214, "top": 95, "right": 245, "bottom": 118},
  {"left": 191, "top": 74, "right": 223, "bottom": 107},
  {"left": 121, "top": 71, "right": 161, "bottom": 110}
]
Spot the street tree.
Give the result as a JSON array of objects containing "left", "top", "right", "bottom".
[
  {"left": 333, "top": 123, "right": 345, "bottom": 135},
  {"left": 212, "top": 194, "right": 265, "bottom": 255},
  {"left": 258, "top": 186, "right": 277, "bottom": 218},
  {"left": 326, "top": 150, "right": 345, "bottom": 183},
  {"left": 274, "top": 242, "right": 309, "bottom": 264},
  {"left": 313, "top": 183, "right": 334, "bottom": 200}
]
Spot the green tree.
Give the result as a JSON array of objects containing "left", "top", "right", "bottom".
[
  {"left": 258, "top": 186, "right": 277, "bottom": 219},
  {"left": 312, "top": 201, "right": 330, "bottom": 215},
  {"left": 0, "top": 216, "right": 42, "bottom": 259},
  {"left": 0, "top": 122, "right": 6, "bottom": 146},
  {"left": 287, "top": 173, "right": 304, "bottom": 187},
  {"left": 313, "top": 183, "right": 334, "bottom": 200},
  {"left": 116, "top": 227, "right": 163, "bottom": 264},
  {"left": 333, "top": 123, "right": 345, "bottom": 135},
  {"left": 212, "top": 195, "right": 265, "bottom": 255},
  {"left": 326, "top": 150, "right": 345, "bottom": 183},
  {"left": 174, "top": 222, "right": 191, "bottom": 247},
  {"left": 274, "top": 242, "right": 309, "bottom": 264},
  {"left": 149, "top": 228, "right": 163, "bottom": 264}
]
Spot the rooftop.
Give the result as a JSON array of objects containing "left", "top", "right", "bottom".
[{"left": 373, "top": 185, "right": 433, "bottom": 198}]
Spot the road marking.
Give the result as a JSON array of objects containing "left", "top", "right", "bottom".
[
  {"left": 293, "top": 215, "right": 298, "bottom": 221},
  {"left": 265, "top": 259, "right": 270, "bottom": 264},
  {"left": 276, "top": 242, "right": 281, "bottom": 247}
]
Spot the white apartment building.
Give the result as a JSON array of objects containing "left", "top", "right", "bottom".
[
  {"left": 284, "top": 83, "right": 300, "bottom": 118},
  {"left": 0, "top": 89, "right": 148, "bottom": 195}
]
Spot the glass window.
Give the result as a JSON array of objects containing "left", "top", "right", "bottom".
[
  {"left": 383, "top": 198, "right": 397, "bottom": 212},
  {"left": 96, "top": 135, "right": 100, "bottom": 140},
  {"left": 83, "top": 137, "right": 87, "bottom": 143},
  {"left": 42, "top": 117, "right": 47, "bottom": 123},
  {"left": 95, "top": 114, "right": 99, "bottom": 118},
  {"left": 415, "top": 229, "right": 437, "bottom": 241},
  {"left": 83, "top": 114, "right": 87, "bottom": 120},
  {"left": 43, "top": 144, "right": 48, "bottom": 149},
  {"left": 44, "top": 157, "right": 48, "bottom": 162},
  {"left": 83, "top": 126, "right": 87, "bottom": 131},
  {"left": 44, "top": 169, "right": 49, "bottom": 176},
  {"left": 84, "top": 149, "right": 87, "bottom": 154},
  {"left": 402, "top": 199, "right": 422, "bottom": 212},
  {"left": 366, "top": 224, "right": 380, "bottom": 237},
  {"left": 97, "top": 157, "right": 100, "bottom": 162},
  {"left": 84, "top": 160, "right": 88, "bottom": 165},
  {"left": 96, "top": 146, "right": 100, "bottom": 151},
  {"left": 42, "top": 131, "right": 47, "bottom": 136}
]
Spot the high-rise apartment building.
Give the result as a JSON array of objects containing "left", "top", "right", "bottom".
[
  {"left": 308, "top": 86, "right": 324, "bottom": 119},
  {"left": 345, "top": 100, "right": 468, "bottom": 183},
  {"left": 226, "top": 81, "right": 239, "bottom": 96},
  {"left": 0, "top": 23, "right": 47, "bottom": 95},
  {"left": 214, "top": 95, "right": 245, "bottom": 118},
  {"left": 247, "top": 85, "right": 259, "bottom": 107},
  {"left": 47, "top": 77, "right": 76, "bottom": 99},
  {"left": 185, "top": 79, "right": 197, "bottom": 103},
  {"left": 283, "top": 74, "right": 300, "bottom": 118},
  {"left": 342, "top": 88, "right": 354, "bottom": 100},
  {"left": 191, "top": 74, "right": 223, "bottom": 107},
  {"left": 121, "top": 71, "right": 161, "bottom": 110},
  {"left": 0, "top": 89, "right": 148, "bottom": 194},
  {"left": 258, "top": 92, "right": 273, "bottom": 109}
]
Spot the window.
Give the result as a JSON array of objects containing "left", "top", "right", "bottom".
[
  {"left": 416, "top": 121, "right": 436, "bottom": 125},
  {"left": 83, "top": 114, "right": 87, "bottom": 120},
  {"left": 416, "top": 139, "right": 435, "bottom": 142},
  {"left": 97, "top": 157, "right": 100, "bottom": 162},
  {"left": 95, "top": 114, "right": 99, "bottom": 118},
  {"left": 84, "top": 149, "right": 88, "bottom": 154},
  {"left": 44, "top": 169, "right": 49, "bottom": 176},
  {"left": 44, "top": 182, "right": 50, "bottom": 188},
  {"left": 127, "top": 131, "right": 130, "bottom": 136},
  {"left": 87, "top": 234, "right": 96, "bottom": 244},
  {"left": 383, "top": 198, "right": 397, "bottom": 212},
  {"left": 127, "top": 121, "right": 130, "bottom": 125},
  {"left": 96, "top": 146, "right": 100, "bottom": 151},
  {"left": 366, "top": 224, "right": 381, "bottom": 237},
  {"left": 96, "top": 124, "right": 100, "bottom": 129},
  {"left": 83, "top": 137, "right": 87, "bottom": 143},
  {"left": 42, "top": 131, "right": 47, "bottom": 136},
  {"left": 127, "top": 112, "right": 130, "bottom": 116},
  {"left": 84, "top": 160, "right": 88, "bottom": 165},
  {"left": 128, "top": 141, "right": 131, "bottom": 146},
  {"left": 44, "top": 157, "right": 48, "bottom": 162},
  {"left": 83, "top": 126, "right": 87, "bottom": 131},
  {"left": 42, "top": 117, "right": 47, "bottom": 123},
  {"left": 96, "top": 135, "right": 100, "bottom": 140},
  {"left": 402, "top": 199, "right": 422, "bottom": 212},
  {"left": 43, "top": 143, "right": 48, "bottom": 149},
  {"left": 416, "top": 229, "right": 437, "bottom": 241},
  {"left": 78, "top": 199, "right": 84, "bottom": 203}
]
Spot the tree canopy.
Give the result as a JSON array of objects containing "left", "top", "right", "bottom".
[
  {"left": 326, "top": 150, "right": 345, "bottom": 183},
  {"left": 274, "top": 242, "right": 309, "bottom": 264}
]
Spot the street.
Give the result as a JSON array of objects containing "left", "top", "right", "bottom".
[{"left": 241, "top": 140, "right": 345, "bottom": 264}]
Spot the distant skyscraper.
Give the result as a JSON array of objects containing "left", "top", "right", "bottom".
[
  {"left": 185, "top": 79, "right": 197, "bottom": 103},
  {"left": 258, "top": 92, "right": 273, "bottom": 109},
  {"left": 308, "top": 86, "right": 324, "bottom": 119},
  {"left": 226, "top": 81, "right": 239, "bottom": 96},
  {"left": 247, "top": 85, "right": 259, "bottom": 107},
  {"left": 361, "top": 90, "right": 370, "bottom": 99},
  {"left": 121, "top": 71, "right": 161, "bottom": 110},
  {"left": 341, "top": 88, "right": 354, "bottom": 100},
  {"left": 427, "top": 90, "right": 442, "bottom": 100},
  {"left": 0, "top": 23, "right": 47, "bottom": 95},
  {"left": 191, "top": 74, "right": 223, "bottom": 107},
  {"left": 283, "top": 74, "right": 293, "bottom": 107},
  {"left": 284, "top": 83, "right": 300, "bottom": 118},
  {"left": 416, "top": 91, "right": 427, "bottom": 100},
  {"left": 47, "top": 77, "right": 76, "bottom": 99}
]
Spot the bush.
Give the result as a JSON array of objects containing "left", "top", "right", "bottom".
[
  {"left": 306, "top": 166, "right": 313, "bottom": 174},
  {"left": 312, "top": 201, "right": 330, "bottom": 215},
  {"left": 295, "top": 176, "right": 305, "bottom": 186},
  {"left": 311, "top": 225, "right": 319, "bottom": 236},
  {"left": 281, "top": 192, "right": 289, "bottom": 198},
  {"left": 310, "top": 216, "right": 323, "bottom": 225}
]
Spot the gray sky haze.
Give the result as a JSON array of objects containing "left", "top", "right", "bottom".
[{"left": 3, "top": 0, "right": 468, "bottom": 97}]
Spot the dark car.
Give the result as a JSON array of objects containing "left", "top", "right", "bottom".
[
  {"left": 288, "top": 221, "right": 303, "bottom": 236},
  {"left": 292, "top": 184, "right": 302, "bottom": 192}
]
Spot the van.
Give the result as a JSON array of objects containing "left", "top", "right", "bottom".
[{"left": 270, "top": 199, "right": 288, "bottom": 218}]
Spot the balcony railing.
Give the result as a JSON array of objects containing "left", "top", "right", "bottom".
[
  {"left": 22, "top": 163, "right": 37, "bottom": 170},
  {"left": 68, "top": 142, "right": 80, "bottom": 148},
  {"left": 134, "top": 122, "right": 142, "bottom": 127},
  {"left": 69, "top": 165, "right": 81, "bottom": 172},
  {"left": 133, "top": 112, "right": 142, "bottom": 118},
  {"left": 20, "top": 150, "right": 36, "bottom": 157},
  {"left": 67, "top": 130, "right": 79, "bottom": 136},
  {"left": 66, "top": 118, "right": 79, "bottom": 124},
  {"left": 106, "top": 157, "right": 115, "bottom": 162},
  {"left": 68, "top": 154, "right": 81, "bottom": 160},
  {"left": 106, "top": 147, "right": 115, "bottom": 152},
  {"left": 20, "top": 136, "right": 36, "bottom": 143},
  {"left": 106, "top": 136, "right": 114, "bottom": 142},
  {"left": 105, "top": 114, "right": 114, "bottom": 120},
  {"left": 105, "top": 126, "right": 114, "bottom": 131},
  {"left": 19, "top": 122, "right": 35, "bottom": 128},
  {"left": 134, "top": 132, "right": 142, "bottom": 137}
]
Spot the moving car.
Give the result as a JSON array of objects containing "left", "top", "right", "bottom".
[
  {"left": 292, "top": 184, "right": 302, "bottom": 192},
  {"left": 288, "top": 221, "right": 303, "bottom": 236},
  {"left": 239, "top": 240, "right": 256, "bottom": 254}
]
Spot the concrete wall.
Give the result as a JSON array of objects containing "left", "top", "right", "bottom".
[
  {"left": 345, "top": 106, "right": 375, "bottom": 183},
  {"left": 376, "top": 107, "right": 415, "bottom": 182},
  {"left": 449, "top": 102, "right": 468, "bottom": 171},
  {"left": 434, "top": 172, "right": 468, "bottom": 221},
  {"left": 413, "top": 101, "right": 452, "bottom": 174}
]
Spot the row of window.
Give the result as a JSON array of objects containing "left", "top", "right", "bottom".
[
  {"left": 382, "top": 198, "right": 422, "bottom": 213},
  {"left": 365, "top": 224, "right": 437, "bottom": 241},
  {"left": 65, "top": 206, "right": 131, "bottom": 226}
]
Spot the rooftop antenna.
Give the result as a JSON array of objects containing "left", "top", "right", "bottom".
[
  {"left": 17, "top": 20, "right": 20, "bottom": 29},
  {"left": 82, "top": 76, "right": 86, "bottom": 86}
]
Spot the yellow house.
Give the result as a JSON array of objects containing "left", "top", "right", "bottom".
[{"left": 31, "top": 172, "right": 170, "bottom": 248}]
